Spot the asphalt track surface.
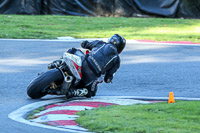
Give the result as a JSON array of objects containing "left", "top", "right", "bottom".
[{"left": 1, "top": 39, "right": 200, "bottom": 133}]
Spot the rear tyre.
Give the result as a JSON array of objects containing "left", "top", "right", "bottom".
[{"left": 27, "top": 69, "right": 64, "bottom": 99}]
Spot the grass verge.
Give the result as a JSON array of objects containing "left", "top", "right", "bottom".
[
  {"left": 76, "top": 101, "right": 200, "bottom": 133},
  {"left": 26, "top": 106, "right": 45, "bottom": 120},
  {"left": 0, "top": 15, "right": 200, "bottom": 43}
]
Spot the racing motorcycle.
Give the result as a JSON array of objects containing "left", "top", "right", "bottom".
[{"left": 27, "top": 48, "right": 89, "bottom": 99}]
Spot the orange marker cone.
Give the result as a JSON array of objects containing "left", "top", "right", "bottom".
[{"left": 168, "top": 92, "right": 175, "bottom": 103}]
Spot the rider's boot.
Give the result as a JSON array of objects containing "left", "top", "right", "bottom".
[{"left": 66, "top": 88, "right": 88, "bottom": 99}]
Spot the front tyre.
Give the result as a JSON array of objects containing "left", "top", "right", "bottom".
[{"left": 27, "top": 69, "right": 64, "bottom": 99}]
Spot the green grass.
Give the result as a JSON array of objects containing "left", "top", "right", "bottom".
[
  {"left": 0, "top": 15, "right": 200, "bottom": 42},
  {"left": 76, "top": 101, "right": 200, "bottom": 133},
  {"left": 26, "top": 106, "right": 45, "bottom": 120}
]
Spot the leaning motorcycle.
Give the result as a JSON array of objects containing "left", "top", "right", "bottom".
[{"left": 27, "top": 49, "right": 88, "bottom": 99}]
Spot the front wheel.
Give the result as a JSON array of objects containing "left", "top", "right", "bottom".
[{"left": 27, "top": 69, "right": 64, "bottom": 99}]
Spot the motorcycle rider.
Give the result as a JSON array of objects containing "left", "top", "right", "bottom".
[{"left": 66, "top": 34, "right": 126, "bottom": 98}]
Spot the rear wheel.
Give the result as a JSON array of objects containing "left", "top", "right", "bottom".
[{"left": 27, "top": 69, "right": 64, "bottom": 99}]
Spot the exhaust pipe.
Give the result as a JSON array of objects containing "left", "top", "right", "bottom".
[
  {"left": 60, "top": 75, "right": 73, "bottom": 95},
  {"left": 65, "top": 75, "right": 73, "bottom": 83}
]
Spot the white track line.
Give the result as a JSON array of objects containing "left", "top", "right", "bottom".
[
  {"left": 8, "top": 99, "right": 90, "bottom": 133},
  {"left": 73, "top": 98, "right": 150, "bottom": 105},
  {"left": 8, "top": 97, "right": 148, "bottom": 132},
  {"left": 1, "top": 39, "right": 200, "bottom": 46},
  {"left": 8, "top": 96, "right": 199, "bottom": 133},
  {"left": 31, "top": 114, "right": 79, "bottom": 122},
  {"left": 35, "top": 106, "right": 94, "bottom": 116},
  {"left": 95, "top": 96, "right": 200, "bottom": 101}
]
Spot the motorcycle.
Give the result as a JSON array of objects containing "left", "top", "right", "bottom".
[{"left": 27, "top": 48, "right": 89, "bottom": 99}]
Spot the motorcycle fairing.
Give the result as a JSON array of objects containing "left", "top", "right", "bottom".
[{"left": 63, "top": 52, "right": 82, "bottom": 84}]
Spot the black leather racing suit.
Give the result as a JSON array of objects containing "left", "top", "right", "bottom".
[{"left": 81, "top": 40, "right": 120, "bottom": 97}]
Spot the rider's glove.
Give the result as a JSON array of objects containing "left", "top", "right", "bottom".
[{"left": 81, "top": 41, "right": 89, "bottom": 48}]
